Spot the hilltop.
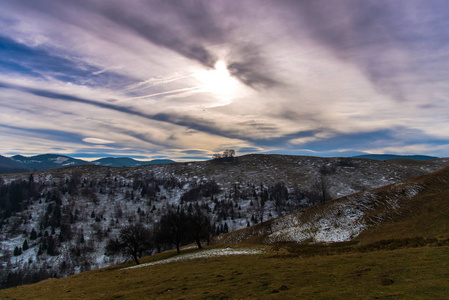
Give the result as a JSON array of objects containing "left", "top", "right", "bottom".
[{"left": 352, "top": 154, "right": 438, "bottom": 161}]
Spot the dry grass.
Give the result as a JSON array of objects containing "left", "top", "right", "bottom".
[
  {"left": 357, "top": 166, "right": 449, "bottom": 244},
  {"left": 1, "top": 244, "right": 449, "bottom": 299},
  {"left": 215, "top": 166, "right": 449, "bottom": 247}
]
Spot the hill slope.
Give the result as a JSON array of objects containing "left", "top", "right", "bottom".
[
  {"left": 1, "top": 158, "right": 449, "bottom": 298},
  {"left": 215, "top": 165, "right": 449, "bottom": 245},
  {"left": 11, "top": 154, "right": 92, "bottom": 171},
  {"left": 1, "top": 245, "right": 448, "bottom": 299},
  {"left": 1, "top": 154, "right": 449, "bottom": 289},
  {"left": 0, "top": 155, "right": 29, "bottom": 174}
]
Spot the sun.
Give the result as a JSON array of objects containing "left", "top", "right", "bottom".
[{"left": 195, "top": 61, "right": 239, "bottom": 97}]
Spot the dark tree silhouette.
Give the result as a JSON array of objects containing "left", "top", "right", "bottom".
[
  {"left": 105, "top": 223, "right": 152, "bottom": 265},
  {"left": 13, "top": 246, "right": 22, "bottom": 256},
  {"left": 155, "top": 210, "right": 188, "bottom": 254},
  {"left": 212, "top": 149, "right": 237, "bottom": 162},
  {"left": 30, "top": 228, "right": 38, "bottom": 240},
  {"left": 22, "top": 239, "right": 29, "bottom": 251},
  {"left": 187, "top": 206, "right": 213, "bottom": 249},
  {"left": 311, "top": 171, "right": 331, "bottom": 204}
]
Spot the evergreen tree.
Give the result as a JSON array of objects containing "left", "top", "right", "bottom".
[
  {"left": 22, "top": 239, "right": 29, "bottom": 251},
  {"left": 46, "top": 236, "right": 57, "bottom": 256},
  {"left": 30, "top": 228, "right": 37, "bottom": 240},
  {"left": 13, "top": 246, "right": 22, "bottom": 256}
]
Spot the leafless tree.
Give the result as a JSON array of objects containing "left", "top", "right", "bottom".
[{"left": 105, "top": 223, "right": 152, "bottom": 265}]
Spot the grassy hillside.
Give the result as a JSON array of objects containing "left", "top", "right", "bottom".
[
  {"left": 358, "top": 166, "right": 449, "bottom": 243},
  {"left": 214, "top": 165, "right": 449, "bottom": 246},
  {"left": 1, "top": 244, "right": 448, "bottom": 299}
]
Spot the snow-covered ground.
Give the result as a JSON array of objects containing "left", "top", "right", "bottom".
[
  {"left": 222, "top": 182, "right": 423, "bottom": 245},
  {"left": 124, "top": 247, "right": 264, "bottom": 270}
]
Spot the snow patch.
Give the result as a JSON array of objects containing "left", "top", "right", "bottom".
[
  {"left": 124, "top": 247, "right": 263, "bottom": 270},
  {"left": 51, "top": 157, "right": 69, "bottom": 164}
]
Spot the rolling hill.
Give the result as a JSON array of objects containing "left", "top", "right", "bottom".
[
  {"left": 214, "top": 164, "right": 449, "bottom": 246},
  {"left": 1, "top": 154, "right": 449, "bottom": 292},
  {"left": 1, "top": 163, "right": 449, "bottom": 298}
]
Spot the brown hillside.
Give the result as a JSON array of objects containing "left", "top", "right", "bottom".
[
  {"left": 358, "top": 165, "right": 449, "bottom": 243},
  {"left": 214, "top": 166, "right": 449, "bottom": 245}
]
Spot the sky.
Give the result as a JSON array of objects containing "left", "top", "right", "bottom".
[{"left": 1, "top": 0, "right": 449, "bottom": 161}]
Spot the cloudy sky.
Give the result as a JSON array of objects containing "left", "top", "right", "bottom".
[{"left": 1, "top": 0, "right": 449, "bottom": 161}]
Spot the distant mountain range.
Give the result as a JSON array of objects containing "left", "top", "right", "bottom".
[
  {"left": 352, "top": 154, "right": 438, "bottom": 161},
  {"left": 0, "top": 152, "right": 440, "bottom": 174},
  {"left": 91, "top": 157, "right": 175, "bottom": 168},
  {"left": 0, "top": 154, "right": 175, "bottom": 174}
]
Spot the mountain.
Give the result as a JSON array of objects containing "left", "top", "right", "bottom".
[
  {"left": 2, "top": 160, "right": 449, "bottom": 298},
  {"left": 92, "top": 157, "right": 174, "bottom": 167},
  {"left": 0, "top": 154, "right": 176, "bottom": 174},
  {"left": 353, "top": 154, "right": 438, "bottom": 161},
  {"left": 0, "top": 155, "right": 29, "bottom": 174},
  {"left": 11, "top": 154, "right": 91, "bottom": 171},
  {"left": 1, "top": 154, "right": 449, "bottom": 289}
]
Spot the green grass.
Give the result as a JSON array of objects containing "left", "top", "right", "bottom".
[{"left": 1, "top": 245, "right": 449, "bottom": 299}]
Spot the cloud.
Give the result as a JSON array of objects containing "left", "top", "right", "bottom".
[
  {"left": 274, "top": 0, "right": 449, "bottom": 102},
  {"left": 76, "top": 0, "right": 224, "bottom": 68},
  {"left": 1, "top": 0, "right": 449, "bottom": 159},
  {"left": 82, "top": 138, "right": 115, "bottom": 144},
  {"left": 0, "top": 124, "right": 85, "bottom": 144}
]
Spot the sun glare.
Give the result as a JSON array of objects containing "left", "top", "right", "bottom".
[{"left": 195, "top": 61, "right": 239, "bottom": 98}]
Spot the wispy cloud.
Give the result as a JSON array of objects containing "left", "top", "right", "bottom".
[
  {"left": 1, "top": 0, "right": 449, "bottom": 160},
  {"left": 82, "top": 138, "right": 115, "bottom": 144}
]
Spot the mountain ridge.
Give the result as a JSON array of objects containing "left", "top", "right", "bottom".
[
  {"left": 352, "top": 154, "right": 438, "bottom": 161},
  {"left": 92, "top": 157, "right": 175, "bottom": 167},
  {"left": 0, "top": 154, "right": 175, "bottom": 173}
]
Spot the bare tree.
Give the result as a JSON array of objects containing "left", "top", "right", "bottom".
[
  {"left": 223, "top": 149, "right": 235, "bottom": 158},
  {"left": 187, "top": 206, "right": 213, "bottom": 249},
  {"left": 105, "top": 223, "right": 152, "bottom": 265},
  {"left": 155, "top": 210, "right": 188, "bottom": 254},
  {"left": 311, "top": 174, "right": 331, "bottom": 204},
  {"left": 212, "top": 149, "right": 236, "bottom": 162}
]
